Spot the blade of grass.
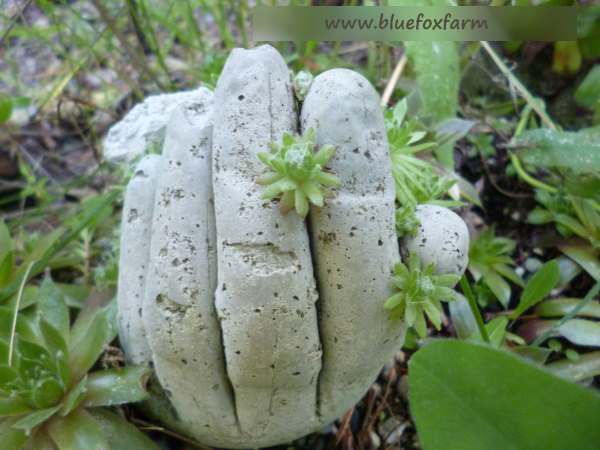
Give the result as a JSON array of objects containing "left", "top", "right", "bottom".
[
  {"left": 8, "top": 262, "right": 34, "bottom": 366},
  {"left": 37, "top": 24, "right": 110, "bottom": 113},
  {"left": 92, "top": 0, "right": 167, "bottom": 92},
  {"left": 481, "top": 41, "right": 558, "bottom": 131}
]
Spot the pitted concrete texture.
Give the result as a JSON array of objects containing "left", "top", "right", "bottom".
[
  {"left": 402, "top": 204, "right": 469, "bottom": 278},
  {"left": 301, "top": 68, "right": 406, "bottom": 421},
  {"left": 117, "top": 45, "right": 469, "bottom": 448},
  {"left": 103, "top": 88, "right": 210, "bottom": 163}
]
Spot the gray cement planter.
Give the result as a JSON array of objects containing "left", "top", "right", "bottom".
[{"left": 115, "top": 45, "right": 468, "bottom": 448}]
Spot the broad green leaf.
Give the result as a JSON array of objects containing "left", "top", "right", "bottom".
[
  {"left": 0, "top": 220, "right": 14, "bottom": 259},
  {"left": 553, "top": 319, "right": 600, "bottom": 347},
  {"left": 82, "top": 366, "right": 151, "bottom": 407},
  {"left": 89, "top": 409, "right": 160, "bottom": 450},
  {"left": 556, "top": 255, "right": 582, "bottom": 286},
  {"left": 55, "top": 284, "right": 90, "bottom": 309},
  {"left": 409, "top": 340, "right": 600, "bottom": 450},
  {"left": 559, "top": 244, "right": 600, "bottom": 281},
  {"left": 47, "top": 409, "right": 109, "bottom": 450},
  {"left": 13, "top": 405, "right": 60, "bottom": 432},
  {"left": 0, "top": 417, "right": 28, "bottom": 450},
  {"left": 511, "top": 260, "right": 560, "bottom": 319},
  {"left": 389, "top": 0, "right": 460, "bottom": 168},
  {"left": 68, "top": 300, "right": 117, "bottom": 381},
  {"left": 485, "top": 317, "right": 508, "bottom": 348},
  {"left": 407, "top": 40, "right": 459, "bottom": 168},
  {"left": 448, "top": 294, "right": 477, "bottom": 339},
  {"left": 0, "top": 397, "right": 33, "bottom": 417},
  {"left": 69, "top": 295, "right": 114, "bottom": 346},
  {"left": 37, "top": 279, "right": 70, "bottom": 342},
  {"left": 523, "top": 319, "right": 600, "bottom": 347},
  {"left": 0, "top": 96, "right": 12, "bottom": 124},
  {"left": 4, "top": 286, "right": 39, "bottom": 312},
  {"left": 0, "top": 340, "right": 7, "bottom": 365},
  {"left": 548, "top": 351, "right": 600, "bottom": 382},
  {"left": 513, "top": 127, "right": 600, "bottom": 175},
  {"left": 467, "top": 317, "right": 508, "bottom": 348},
  {"left": 0, "top": 252, "right": 13, "bottom": 288},
  {"left": 40, "top": 320, "right": 68, "bottom": 363},
  {"left": 405, "top": 40, "right": 459, "bottom": 123},
  {"left": 493, "top": 263, "right": 525, "bottom": 288},
  {"left": 575, "top": 65, "right": 600, "bottom": 109},
  {"left": 536, "top": 298, "right": 600, "bottom": 319},
  {"left": 481, "top": 269, "right": 511, "bottom": 309},
  {"left": 0, "top": 221, "right": 12, "bottom": 264},
  {"left": 0, "top": 222, "right": 14, "bottom": 287},
  {"left": 0, "top": 364, "right": 18, "bottom": 384},
  {"left": 16, "top": 337, "right": 50, "bottom": 363}
]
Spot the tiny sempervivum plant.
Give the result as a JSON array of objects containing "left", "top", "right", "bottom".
[
  {"left": 0, "top": 279, "right": 158, "bottom": 450},
  {"left": 257, "top": 128, "right": 340, "bottom": 218},
  {"left": 385, "top": 253, "right": 460, "bottom": 338}
]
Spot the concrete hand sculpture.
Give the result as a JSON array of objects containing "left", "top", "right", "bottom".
[{"left": 114, "top": 45, "right": 468, "bottom": 448}]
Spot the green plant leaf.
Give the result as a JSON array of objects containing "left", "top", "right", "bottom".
[
  {"left": 24, "top": 429, "right": 57, "bottom": 450},
  {"left": 59, "top": 376, "right": 87, "bottom": 417},
  {"left": 405, "top": 40, "right": 459, "bottom": 123},
  {"left": 40, "top": 320, "right": 68, "bottom": 364},
  {"left": 68, "top": 300, "right": 117, "bottom": 381},
  {"left": 13, "top": 405, "right": 60, "bottom": 433},
  {"left": 547, "top": 351, "right": 600, "bottom": 382},
  {"left": 47, "top": 408, "right": 109, "bottom": 450},
  {"left": 31, "top": 378, "right": 64, "bottom": 409},
  {"left": 448, "top": 293, "right": 478, "bottom": 339},
  {"left": 528, "top": 319, "right": 600, "bottom": 348},
  {"left": 0, "top": 96, "right": 13, "bottom": 124},
  {"left": 0, "top": 221, "right": 14, "bottom": 287},
  {"left": 37, "top": 279, "right": 70, "bottom": 343},
  {"left": 480, "top": 269, "right": 511, "bottom": 308},
  {"left": 575, "top": 65, "right": 600, "bottom": 109},
  {"left": 0, "top": 397, "right": 33, "bottom": 417},
  {"left": 559, "top": 244, "right": 600, "bottom": 281},
  {"left": 536, "top": 298, "right": 600, "bottom": 319},
  {"left": 0, "top": 417, "right": 28, "bottom": 450},
  {"left": 89, "top": 409, "right": 161, "bottom": 450},
  {"left": 409, "top": 340, "right": 600, "bottom": 450},
  {"left": 82, "top": 366, "right": 151, "bottom": 407},
  {"left": 511, "top": 260, "right": 560, "bottom": 319},
  {"left": 483, "top": 317, "right": 508, "bottom": 348},
  {"left": 512, "top": 127, "right": 600, "bottom": 175},
  {"left": 257, "top": 130, "right": 339, "bottom": 218}
]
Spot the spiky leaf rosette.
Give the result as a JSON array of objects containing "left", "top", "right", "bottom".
[
  {"left": 0, "top": 279, "right": 158, "bottom": 450},
  {"left": 384, "top": 253, "right": 460, "bottom": 338},
  {"left": 257, "top": 128, "right": 340, "bottom": 218}
]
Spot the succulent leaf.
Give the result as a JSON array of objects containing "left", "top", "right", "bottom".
[
  {"left": 257, "top": 129, "right": 340, "bottom": 218},
  {"left": 385, "top": 253, "right": 460, "bottom": 338},
  {"left": 82, "top": 366, "right": 151, "bottom": 408},
  {"left": 0, "top": 287, "right": 148, "bottom": 445}
]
